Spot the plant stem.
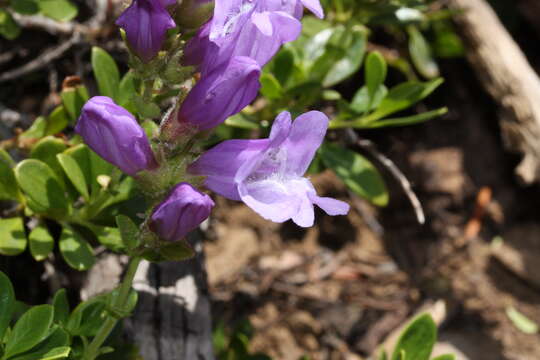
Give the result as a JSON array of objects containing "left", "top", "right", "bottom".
[{"left": 82, "top": 256, "right": 142, "bottom": 360}]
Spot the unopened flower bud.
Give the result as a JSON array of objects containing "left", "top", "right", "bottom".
[
  {"left": 176, "top": 56, "right": 260, "bottom": 132},
  {"left": 75, "top": 96, "right": 157, "bottom": 176},
  {"left": 116, "top": 0, "right": 176, "bottom": 63},
  {"left": 149, "top": 183, "right": 214, "bottom": 241}
]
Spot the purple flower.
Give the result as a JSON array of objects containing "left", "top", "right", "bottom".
[
  {"left": 176, "top": 56, "right": 261, "bottom": 131},
  {"left": 116, "top": 0, "right": 176, "bottom": 63},
  {"left": 189, "top": 111, "right": 349, "bottom": 227},
  {"left": 75, "top": 96, "right": 157, "bottom": 176},
  {"left": 149, "top": 183, "right": 214, "bottom": 241}
]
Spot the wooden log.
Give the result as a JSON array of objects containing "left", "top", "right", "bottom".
[{"left": 447, "top": 0, "right": 540, "bottom": 184}]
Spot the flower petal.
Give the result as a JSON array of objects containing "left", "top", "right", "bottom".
[
  {"left": 283, "top": 111, "right": 329, "bottom": 176},
  {"left": 300, "top": 0, "right": 324, "bottom": 18},
  {"left": 291, "top": 193, "right": 315, "bottom": 227},
  {"left": 309, "top": 194, "right": 350, "bottom": 216},
  {"left": 189, "top": 139, "right": 270, "bottom": 200}
]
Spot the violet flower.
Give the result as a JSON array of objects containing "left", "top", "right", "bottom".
[
  {"left": 116, "top": 0, "right": 176, "bottom": 63},
  {"left": 189, "top": 111, "right": 350, "bottom": 227},
  {"left": 149, "top": 183, "right": 214, "bottom": 242},
  {"left": 176, "top": 56, "right": 261, "bottom": 131},
  {"left": 75, "top": 96, "right": 157, "bottom": 176}
]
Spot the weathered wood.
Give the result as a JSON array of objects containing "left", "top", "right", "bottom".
[
  {"left": 448, "top": 0, "right": 540, "bottom": 184},
  {"left": 82, "top": 234, "right": 214, "bottom": 360}
]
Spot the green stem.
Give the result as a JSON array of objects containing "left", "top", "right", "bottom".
[{"left": 82, "top": 256, "right": 142, "bottom": 360}]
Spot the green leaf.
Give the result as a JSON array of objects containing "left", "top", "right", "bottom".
[
  {"left": 46, "top": 106, "right": 70, "bottom": 135},
  {"left": 361, "top": 107, "right": 448, "bottom": 129},
  {"left": 270, "top": 47, "right": 295, "bottom": 87},
  {"left": 133, "top": 96, "right": 160, "bottom": 119},
  {"left": 11, "top": 0, "right": 40, "bottom": 15},
  {"left": 391, "top": 314, "right": 437, "bottom": 360},
  {"left": 322, "top": 26, "right": 367, "bottom": 87},
  {"left": 29, "top": 136, "right": 68, "bottom": 181},
  {"left": 64, "top": 144, "right": 114, "bottom": 197},
  {"left": 57, "top": 153, "right": 89, "bottom": 200},
  {"left": 0, "top": 9, "right": 21, "bottom": 40},
  {"left": 66, "top": 297, "right": 107, "bottom": 336},
  {"left": 159, "top": 241, "right": 195, "bottom": 261},
  {"left": 506, "top": 306, "right": 539, "bottom": 334},
  {"left": 38, "top": 0, "right": 78, "bottom": 22},
  {"left": 260, "top": 73, "right": 283, "bottom": 100},
  {"left": 408, "top": 26, "right": 439, "bottom": 79},
  {"left": 19, "top": 116, "right": 47, "bottom": 140},
  {"left": 116, "top": 215, "right": 140, "bottom": 251},
  {"left": 0, "top": 271, "right": 15, "bottom": 341},
  {"left": 9, "top": 327, "right": 70, "bottom": 360},
  {"left": 319, "top": 143, "right": 388, "bottom": 206},
  {"left": 91, "top": 47, "right": 120, "bottom": 100},
  {"left": 431, "top": 355, "right": 455, "bottom": 360},
  {"left": 141, "top": 119, "right": 159, "bottom": 138},
  {"left": 370, "top": 78, "right": 444, "bottom": 120},
  {"left": 52, "top": 289, "right": 70, "bottom": 326},
  {"left": 350, "top": 85, "right": 388, "bottom": 113},
  {"left": 91, "top": 226, "right": 123, "bottom": 252},
  {"left": 0, "top": 148, "right": 23, "bottom": 201},
  {"left": 61, "top": 85, "right": 88, "bottom": 122},
  {"left": 59, "top": 228, "right": 95, "bottom": 271},
  {"left": 225, "top": 113, "right": 260, "bottom": 130},
  {"left": 28, "top": 225, "right": 54, "bottom": 261},
  {"left": 0, "top": 217, "right": 27, "bottom": 256},
  {"left": 4, "top": 304, "right": 54, "bottom": 358},
  {"left": 365, "top": 51, "right": 387, "bottom": 107},
  {"left": 117, "top": 71, "right": 137, "bottom": 110},
  {"left": 15, "top": 159, "right": 68, "bottom": 217}
]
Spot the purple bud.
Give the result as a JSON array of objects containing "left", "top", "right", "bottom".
[
  {"left": 176, "top": 56, "right": 260, "bottom": 131},
  {"left": 75, "top": 96, "right": 157, "bottom": 176},
  {"left": 116, "top": 0, "right": 176, "bottom": 63},
  {"left": 150, "top": 183, "right": 214, "bottom": 241}
]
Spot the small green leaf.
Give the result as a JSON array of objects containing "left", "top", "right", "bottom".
[
  {"left": 117, "top": 71, "right": 138, "bottom": 111},
  {"left": 159, "top": 241, "right": 195, "bottom": 261},
  {"left": 225, "top": 113, "right": 260, "bottom": 130},
  {"left": 15, "top": 159, "right": 68, "bottom": 217},
  {"left": 323, "top": 26, "right": 367, "bottom": 87},
  {"left": 38, "top": 0, "right": 78, "bottom": 22},
  {"left": 91, "top": 226, "right": 124, "bottom": 252},
  {"left": 319, "top": 143, "right": 388, "bottom": 206},
  {"left": 28, "top": 225, "right": 54, "bottom": 261},
  {"left": 408, "top": 26, "right": 439, "bottom": 79},
  {"left": 61, "top": 85, "right": 88, "bottom": 122},
  {"left": 270, "top": 47, "right": 295, "bottom": 87},
  {"left": 350, "top": 85, "right": 388, "bottom": 113},
  {"left": 19, "top": 116, "right": 47, "bottom": 140},
  {"left": 59, "top": 227, "right": 95, "bottom": 271},
  {"left": 46, "top": 106, "right": 70, "bottom": 135},
  {"left": 260, "top": 73, "right": 283, "bottom": 100},
  {"left": 361, "top": 107, "right": 448, "bottom": 129},
  {"left": 4, "top": 304, "right": 54, "bottom": 358},
  {"left": 91, "top": 47, "right": 120, "bottom": 100},
  {"left": 0, "top": 271, "right": 15, "bottom": 341},
  {"left": 57, "top": 153, "right": 89, "bottom": 200},
  {"left": 0, "top": 148, "right": 23, "bottom": 201},
  {"left": 432, "top": 355, "right": 455, "bottom": 360},
  {"left": 133, "top": 96, "right": 161, "bottom": 119},
  {"left": 0, "top": 217, "right": 27, "bottom": 256},
  {"left": 116, "top": 215, "right": 140, "bottom": 250},
  {"left": 370, "top": 78, "right": 444, "bottom": 121},
  {"left": 29, "top": 136, "right": 68, "bottom": 181},
  {"left": 391, "top": 314, "right": 437, "bottom": 360},
  {"left": 9, "top": 327, "right": 70, "bottom": 360},
  {"left": 66, "top": 297, "right": 107, "bottom": 336},
  {"left": 52, "top": 289, "right": 70, "bottom": 326},
  {"left": 141, "top": 119, "right": 159, "bottom": 139},
  {"left": 11, "top": 0, "right": 40, "bottom": 15},
  {"left": 365, "top": 51, "right": 387, "bottom": 107},
  {"left": 506, "top": 306, "right": 539, "bottom": 334},
  {"left": 0, "top": 9, "right": 21, "bottom": 40}
]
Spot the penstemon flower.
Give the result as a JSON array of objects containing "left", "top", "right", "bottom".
[
  {"left": 116, "top": 0, "right": 176, "bottom": 63},
  {"left": 149, "top": 183, "right": 214, "bottom": 242},
  {"left": 75, "top": 96, "right": 157, "bottom": 176},
  {"left": 175, "top": 56, "right": 261, "bottom": 132},
  {"left": 189, "top": 111, "right": 350, "bottom": 227}
]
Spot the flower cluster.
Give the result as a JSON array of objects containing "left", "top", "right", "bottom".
[{"left": 76, "top": 0, "right": 348, "bottom": 245}]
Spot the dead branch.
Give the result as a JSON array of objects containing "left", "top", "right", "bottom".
[{"left": 448, "top": 0, "right": 540, "bottom": 184}]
